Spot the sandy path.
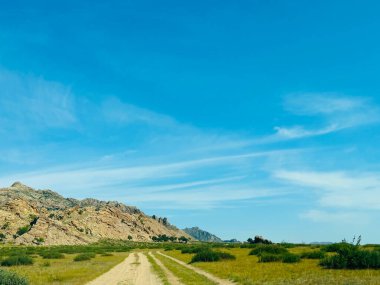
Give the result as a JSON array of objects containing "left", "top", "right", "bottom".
[
  {"left": 86, "top": 252, "right": 162, "bottom": 285},
  {"left": 157, "top": 252, "right": 235, "bottom": 285},
  {"left": 149, "top": 252, "right": 184, "bottom": 285}
]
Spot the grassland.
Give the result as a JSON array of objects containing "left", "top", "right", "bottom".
[
  {"left": 155, "top": 251, "right": 217, "bottom": 285},
  {"left": 5, "top": 252, "right": 129, "bottom": 285},
  {"left": 164, "top": 247, "right": 380, "bottom": 285},
  {"left": 2, "top": 241, "right": 380, "bottom": 285}
]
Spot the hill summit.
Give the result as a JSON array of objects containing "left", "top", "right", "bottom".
[
  {"left": 183, "top": 226, "right": 223, "bottom": 242},
  {"left": 0, "top": 182, "right": 190, "bottom": 245}
]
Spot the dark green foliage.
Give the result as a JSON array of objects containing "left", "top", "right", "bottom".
[
  {"left": 301, "top": 251, "right": 325, "bottom": 259},
  {"left": 247, "top": 236, "right": 272, "bottom": 245},
  {"left": 259, "top": 253, "right": 282, "bottom": 262},
  {"left": 190, "top": 249, "right": 236, "bottom": 263},
  {"left": 249, "top": 244, "right": 288, "bottom": 256},
  {"left": 16, "top": 226, "right": 31, "bottom": 236},
  {"left": 320, "top": 249, "right": 380, "bottom": 269},
  {"left": 181, "top": 247, "right": 209, "bottom": 254},
  {"left": 320, "top": 237, "right": 380, "bottom": 269},
  {"left": 0, "top": 269, "right": 29, "bottom": 285},
  {"left": 282, "top": 253, "right": 301, "bottom": 263},
  {"left": 178, "top": 236, "right": 189, "bottom": 243},
  {"left": 101, "top": 253, "right": 113, "bottom": 256},
  {"left": 40, "top": 251, "right": 64, "bottom": 259},
  {"left": 1, "top": 255, "right": 34, "bottom": 266},
  {"left": 74, "top": 252, "right": 96, "bottom": 261}
]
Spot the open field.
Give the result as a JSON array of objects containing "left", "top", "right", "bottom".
[
  {"left": 2, "top": 242, "right": 380, "bottom": 284},
  {"left": 5, "top": 252, "right": 129, "bottom": 285},
  {"left": 163, "top": 247, "right": 380, "bottom": 285}
]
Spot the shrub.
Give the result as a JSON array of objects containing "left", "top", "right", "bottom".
[
  {"left": 259, "top": 253, "right": 282, "bottom": 262},
  {"left": 282, "top": 253, "right": 301, "bottom": 263},
  {"left": 190, "top": 249, "right": 236, "bottom": 263},
  {"left": 249, "top": 244, "right": 288, "bottom": 256},
  {"left": 16, "top": 226, "right": 30, "bottom": 236},
  {"left": 320, "top": 238, "right": 380, "bottom": 269},
  {"left": 1, "top": 255, "right": 34, "bottom": 266},
  {"left": 0, "top": 269, "right": 29, "bottom": 285},
  {"left": 101, "top": 253, "right": 113, "bottom": 256},
  {"left": 247, "top": 236, "right": 272, "bottom": 244},
  {"left": 181, "top": 247, "right": 208, "bottom": 254},
  {"left": 320, "top": 249, "right": 380, "bottom": 269},
  {"left": 301, "top": 251, "right": 325, "bottom": 259},
  {"left": 74, "top": 253, "right": 96, "bottom": 262},
  {"left": 40, "top": 251, "right": 64, "bottom": 259}
]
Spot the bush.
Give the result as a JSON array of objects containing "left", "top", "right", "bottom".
[
  {"left": 320, "top": 249, "right": 380, "bottom": 269},
  {"left": 1, "top": 255, "right": 34, "bottom": 266},
  {"left": 259, "top": 253, "right": 282, "bottom": 262},
  {"left": 247, "top": 236, "right": 272, "bottom": 244},
  {"left": 181, "top": 247, "right": 209, "bottom": 254},
  {"left": 282, "top": 253, "right": 301, "bottom": 263},
  {"left": 74, "top": 253, "right": 96, "bottom": 262},
  {"left": 320, "top": 238, "right": 380, "bottom": 269},
  {"left": 16, "top": 226, "right": 30, "bottom": 236},
  {"left": 301, "top": 251, "right": 325, "bottom": 259},
  {"left": 0, "top": 269, "right": 29, "bottom": 285},
  {"left": 190, "top": 249, "right": 236, "bottom": 263},
  {"left": 40, "top": 251, "right": 64, "bottom": 259},
  {"left": 249, "top": 244, "right": 288, "bottom": 256}
]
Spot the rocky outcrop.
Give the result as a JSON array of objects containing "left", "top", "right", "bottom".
[
  {"left": 183, "top": 226, "right": 222, "bottom": 242},
  {"left": 0, "top": 182, "right": 191, "bottom": 245}
]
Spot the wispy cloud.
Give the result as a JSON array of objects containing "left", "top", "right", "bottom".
[
  {"left": 272, "top": 93, "right": 380, "bottom": 140},
  {"left": 274, "top": 170, "right": 380, "bottom": 210},
  {"left": 102, "top": 97, "right": 178, "bottom": 128},
  {"left": 0, "top": 69, "right": 76, "bottom": 130},
  {"left": 300, "top": 209, "right": 369, "bottom": 224}
]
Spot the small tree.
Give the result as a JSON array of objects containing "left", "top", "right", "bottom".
[
  {"left": 179, "top": 236, "right": 189, "bottom": 243},
  {"left": 128, "top": 235, "right": 133, "bottom": 241},
  {"left": 152, "top": 215, "right": 156, "bottom": 220}
]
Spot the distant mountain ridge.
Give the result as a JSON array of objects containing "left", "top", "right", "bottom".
[
  {"left": 0, "top": 182, "right": 191, "bottom": 245},
  {"left": 183, "top": 226, "right": 223, "bottom": 242}
]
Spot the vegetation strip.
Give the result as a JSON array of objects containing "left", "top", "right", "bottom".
[
  {"left": 149, "top": 252, "right": 183, "bottom": 285},
  {"left": 146, "top": 252, "right": 171, "bottom": 285},
  {"left": 157, "top": 252, "right": 234, "bottom": 285},
  {"left": 155, "top": 252, "right": 217, "bottom": 285}
]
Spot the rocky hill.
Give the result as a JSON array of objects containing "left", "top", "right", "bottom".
[
  {"left": 183, "top": 226, "right": 222, "bottom": 242},
  {"left": 0, "top": 182, "right": 191, "bottom": 245}
]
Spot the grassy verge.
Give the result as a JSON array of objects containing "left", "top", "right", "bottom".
[
  {"left": 6, "top": 252, "right": 129, "bottom": 285},
  {"left": 164, "top": 248, "right": 380, "bottom": 285},
  {"left": 154, "top": 252, "right": 216, "bottom": 285},
  {"left": 146, "top": 253, "right": 170, "bottom": 285}
]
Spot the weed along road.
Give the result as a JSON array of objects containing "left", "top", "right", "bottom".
[{"left": 86, "top": 251, "right": 235, "bottom": 285}]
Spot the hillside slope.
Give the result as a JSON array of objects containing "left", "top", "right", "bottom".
[
  {"left": 183, "top": 227, "right": 222, "bottom": 242},
  {"left": 0, "top": 182, "right": 191, "bottom": 245}
]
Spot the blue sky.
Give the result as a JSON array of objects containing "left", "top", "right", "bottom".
[{"left": 1, "top": 0, "right": 380, "bottom": 243}]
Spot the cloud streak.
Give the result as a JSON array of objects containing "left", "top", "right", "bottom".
[
  {"left": 274, "top": 170, "right": 380, "bottom": 210},
  {"left": 0, "top": 69, "right": 76, "bottom": 130}
]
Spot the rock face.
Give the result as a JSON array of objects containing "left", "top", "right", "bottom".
[
  {"left": 0, "top": 182, "right": 191, "bottom": 245},
  {"left": 183, "top": 226, "right": 222, "bottom": 242}
]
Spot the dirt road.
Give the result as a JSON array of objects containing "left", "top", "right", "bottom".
[
  {"left": 86, "top": 252, "right": 162, "bottom": 285},
  {"left": 157, "top": 252, "right": 235, "bottom": 285}
]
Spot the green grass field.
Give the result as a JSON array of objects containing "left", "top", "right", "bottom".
[
  {"left": 2, "top": 242, "right": 380, "bottom": 284},
  {"left": 164, "top": 247, "right": 380, "bottom": 285},
  {"left": 5, "top": 252, "right": 129, "bottom": 285}
]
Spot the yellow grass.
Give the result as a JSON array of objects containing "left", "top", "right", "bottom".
[
  {"left": 165, "top": 248, "right": 380, "bottom": 285},
  {"left": 6, "top": 252, "right": 129, "bottom": 285}
]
